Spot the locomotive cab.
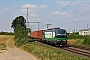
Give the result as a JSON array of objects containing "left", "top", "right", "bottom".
[
  {"left": 55, "top": 29, "right": 67, "bottom": 46},
  {"left": 44, "top": 28, "right": 67, "bottom": 46}
]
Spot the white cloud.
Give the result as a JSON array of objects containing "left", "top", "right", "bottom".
[
  {"left": 52, "top": 11, "right": 67, "bottom": 15},
  {"left": 21, "top": 4, "right": 37, "bottom": 13},
  {"left": 58, "top": 1, "right": 87, "bottom": 6},
  {"left": 58, "top": 1, "right": 70, "bottom": 6},
  {"left": 29, "top": 17, "right": 41, "bottom": 20},
  {"left": 22, "top": 4, "right": 37, "bottom": 8},
  {"left": 30, "top": 14, "right": 37, "bottom": 17},
  {"left": 40, "top": 5, "right": 47, "bottom": 8},
  {"left": 21, "top": 9, "right": 26, "bottom": 12},
  {"left": 29, "top": 13, "right": 40, "bottom": 20},
  {"left": 21, "top": 9, "right": 33, "bottom": 13}
]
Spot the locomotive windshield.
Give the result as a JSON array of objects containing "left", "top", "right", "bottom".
[
  {"left": 55, "top": 29, "right": 67, "bottom": 38},
  {"left": 56, "top": 29, "right": 67, "bottom": 35}
]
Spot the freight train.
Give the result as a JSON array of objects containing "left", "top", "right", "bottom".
[{"left": 29, "top": 28, "right": 67, "bottom": 46}]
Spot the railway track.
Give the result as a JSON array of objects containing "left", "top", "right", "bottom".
[
  {"left": 62, "top": 47, "right": 90, "bottom": 58},
  {"left": 66, "top": 44, "right": 90, "bottom": 51},
  {"left": 35, "top": 41, "right": 90, "bottom": 58}
]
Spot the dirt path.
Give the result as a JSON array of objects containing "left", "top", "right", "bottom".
[
  {"left": 0, "top": 35, "right": 38, "bottom": 60},
  {"left": 0, "top": 47, "right": 38, "bottom": 60}
]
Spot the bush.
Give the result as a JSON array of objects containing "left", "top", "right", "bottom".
[
  {"left": 82, "top": 36, "right": 90, "bottom": 45},
  {"left": 0, "top": 43, "right": 7, "bottom": 50},
  {"left": 14, "top": 26, "right": 28, "bottom": 47},
  {"left": 68, "top": 35, "right": 85, "bottom": 39},
  {"left": 15, "top": 36, "right": 28, "bottom": 46}
]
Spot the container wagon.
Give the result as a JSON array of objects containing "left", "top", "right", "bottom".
[{"left": 30, "top": 30, "right": 44, "bottom": 39}]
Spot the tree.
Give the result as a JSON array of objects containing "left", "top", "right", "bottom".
[
  {"left": 14, "top": 26, "right": 25, "bottom": 39},
  {"left": 11, "top": 16, "right": 29, "bottom": 47},
  {"left": 14, "top": 26, "right": 28, "bottom": 46},
  {"left": 11, "top": 16, "right": 26, "bottom": 32}
]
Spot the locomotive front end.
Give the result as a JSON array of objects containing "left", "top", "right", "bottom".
[{"left": 55, "top": 29, "right": 67, "bottom": 46}]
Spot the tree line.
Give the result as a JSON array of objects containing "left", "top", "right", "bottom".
[{"left": 0, "top": 31, "right": 14, "bottom": 35}]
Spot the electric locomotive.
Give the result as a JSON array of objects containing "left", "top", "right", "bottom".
[{"left": 43, "top": 28, "right": 67, "bottom": 46}]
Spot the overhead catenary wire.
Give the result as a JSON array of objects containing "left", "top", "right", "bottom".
[
  {"left": 72, "top": 2, "right": 90, "bottom": 14},
  {"left": 50, "top": 1, "right": 90, "bottom": 26},
  {"left": 25, "top": 0, "right": 90, "bottom": 32},
  {"left": 49, "top": 12, "right": 90, "bottom": 32},
  {"left": 52, "top": 12, "right": 90, "bottom": 27},
  {"left": 40, "top": 1, "right": 90, "bottom": 30},
  {"left": 50, "top": 1, "right": 90, "bottom": 27},
  {"left": 42, "top": 2, "right": 90, "bottom": 32},
  {"left": 40, "top": 0, "right": 77, "bottom": 30},
  {"left": 60, "top": 0, "right": 76, "bottom": 12},
  {"left": 28, "top": 0, "right": 77, "bottom": 30},
  {"left": 60, "top": 18, "right": 90, "bottom": 26},
  {"left": 45, "top": 0, "right": 76, "bottom": 24},
  {"left": 57, "top": 12, "right": 90, "bottom": 23}
]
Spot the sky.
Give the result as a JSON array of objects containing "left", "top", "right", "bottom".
[{"left": 0, "top": 0, "right": 90, "bottom": 32}]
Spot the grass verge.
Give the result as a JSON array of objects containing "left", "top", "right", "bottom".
[
  {"left": 68, "top": 39, "right": 90, "bottom": 50},
  {"left": 0, "top": 43, "right": 7, "bottom": 50},
  {"left": 21, "top": 42, "right": 89, "bottom": 60},
  {"left": 0, "top": 35, "right": 15, "bottom": 50}
]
